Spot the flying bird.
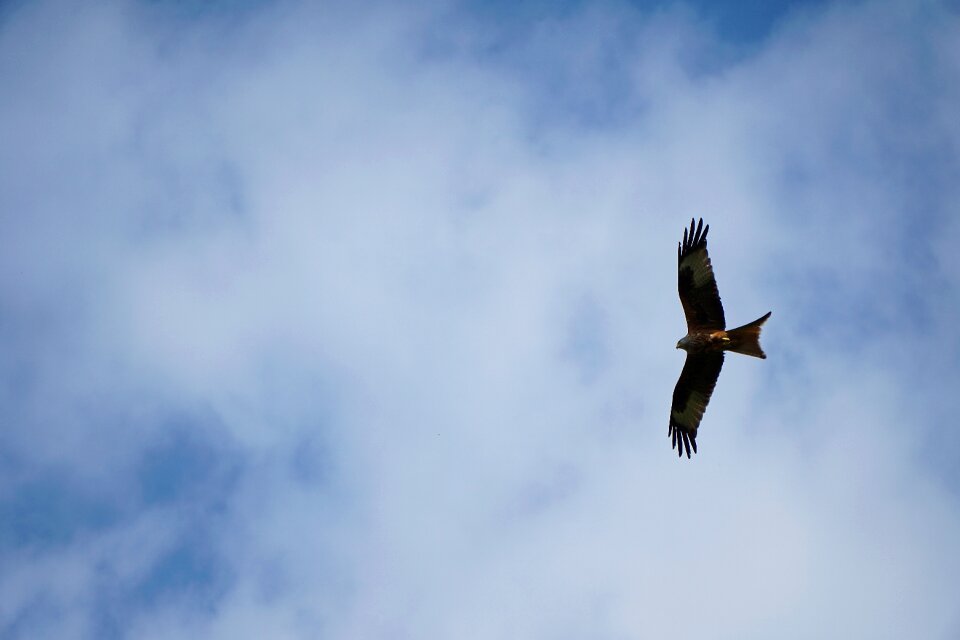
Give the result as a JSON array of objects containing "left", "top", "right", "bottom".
[{"left": 669, "top": 218, "right": 771, "bottom": 458}]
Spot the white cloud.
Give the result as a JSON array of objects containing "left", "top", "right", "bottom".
[{"left": 2, "top": 0, "right": 959, "bottom": 637}]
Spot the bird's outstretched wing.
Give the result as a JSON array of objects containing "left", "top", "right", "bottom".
[
  {"left": 669, "top": 352, "right": 724, "bottom": 458},
  {"left": 679, "top": 218, "right": 725, "bottom": 331}
]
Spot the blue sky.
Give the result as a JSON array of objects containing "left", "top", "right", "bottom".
[{"left": 2, "top": 0, "right": 960, "bottom": 637}]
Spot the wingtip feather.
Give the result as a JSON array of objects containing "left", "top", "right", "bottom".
[{"left": 680, "top": 218, "right": 710, "bottom": 256}]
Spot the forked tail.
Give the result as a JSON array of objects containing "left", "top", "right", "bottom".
[{"left": 725, "top": 311, "right": 771, "bottom": 359}]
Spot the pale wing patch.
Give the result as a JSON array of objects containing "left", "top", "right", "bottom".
[
  {"left": 683, "top": 251, "right": 716, "bottom": 288},
  {"left": 671, "top": 390, "right": 709, "bottom": 428}
]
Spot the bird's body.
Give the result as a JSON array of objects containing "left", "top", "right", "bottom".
[
  {"left": 669, "top": 218, "right": 771, "bottom": 458},
  {"left": 676, "top": 331, "right": 728, "bottom": 353}
]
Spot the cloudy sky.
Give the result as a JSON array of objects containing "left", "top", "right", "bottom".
[{"left": 2, "top": 0, "right": 960, "bottom": 637}]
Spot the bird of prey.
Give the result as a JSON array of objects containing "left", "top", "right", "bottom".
[{"left": 670, "top": 218, "right": 770, "bottom": 458}]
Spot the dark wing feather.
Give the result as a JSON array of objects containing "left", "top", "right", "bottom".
[
  {"left": 678, "top": 218, "right": 725, "bottom": 331},
  {"left": 668, "top": 352, "right": 724, "bottom": 458}
]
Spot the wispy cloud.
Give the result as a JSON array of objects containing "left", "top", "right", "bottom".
[{"left": 2, "top": 0, "right": 959, "bottom": 637}]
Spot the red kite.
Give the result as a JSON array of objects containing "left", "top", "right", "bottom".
[{"left": 670, "top": 218, "right": 770, "bottom": 458}]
